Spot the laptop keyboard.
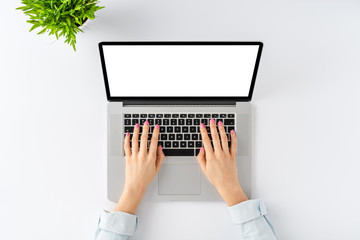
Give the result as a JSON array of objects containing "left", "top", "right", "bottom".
[{"left": 123, "top": 113, "right": 235, "bottom": 156}]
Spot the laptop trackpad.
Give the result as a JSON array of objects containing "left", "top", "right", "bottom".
[{"left": 158, "top": 164, "right": 201, "bottom": 195}]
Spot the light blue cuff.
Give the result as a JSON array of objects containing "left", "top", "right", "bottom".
[
  {"left": 229, "top": 199, "right": 268, "bottom": 224},
  {"left": 98, "top": 211, "right": 138, "bottom": 236}
]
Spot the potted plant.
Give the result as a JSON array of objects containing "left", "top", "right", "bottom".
[{"left": 17, "top": 0, "right": 104, "bottom": 51}]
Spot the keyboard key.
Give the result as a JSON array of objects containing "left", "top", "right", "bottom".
[
  {"left": 216, "top": 118, "right": 223, "bottom": 124},
  {"left": 178, "top": 119, "right": 185, "bottom": 125},
  {"left": 195, "top": 148, "right": 201, "bottom": 155},
  {"left": 140, "top": 114, "right": 147, "bottom": 118},
  {"left": 204, "top": 114, "right": 211, "bottom": 118},
  {"left": 175, "top": 126, "right": 181, "bottom": 133},
  {"left": 184, "top": 134, "right": 191, "bottom": 140},
  {"left": 164, "top": 114, "right": 171, "bottom": 118},
  {"left": 163, "top": 149, "right": 194, "bottom": 156},
  {"left": 124, "top": 119, "right": 131, "bottom": 125},
  {"left": 172, "top": 114, "right": 179, "bottom": 118},
  {"left": 188, "top": 141, "right": 194, "bottom": 148},
  {"left": 148, "top": 119, "right": 154, "bottom": 125},
  {"left": 180, "top": 141, "right": 187, "bottom": 148},
  {"left": 158, "top": 141, "right": 164, "bottom": 147},
  {"left": 180, "top": 114, "right": 187, "bottom": 118},
  {"left": 169, "top": 134, "right": 175, "bottom": 140},
  {"left": 212, "top": 114, "right": 219, "bottom": 118},
  {"left": 172, "top": 141, "right": 179, "bottom": 148},
  {"left": 186, "top": 119, "right": 192, "bottom": 125},
  {"left": 124, "top": 114, "right": 131, "bottom": 118},
  {"left": 155, "top": 119, "right": 162, "bottom": 125},
  {"left": 124, "top": 127, "right": 134, "bottom": 133},
  {"left": 156, "top": 114, "right": 163, "bottom": 118},
  {"left": 148, "top": 134, "right": 152, "bottom": 140},
  {"left": 192, "top": 134, "right": 198, "bottom": 140},
  {"left": 171, "top": 119, "right": 177, "bottom": 125},
  {"left": 165, "top": 141, "right": 171, "bottom": 148},
  {"left": 194, "top": 119, "right": 200, "bottom": 125},
  {"left": 149, "top": 114, "right": 155, "bottom": 118},
  {"left": 201, "top": 119, "right": 208, "bottom": 125},
  {"left": 160, "top": 126, "right": 166, "bottom": 133},
  {"left": 188, "top": 114, "right": 195, "bottom": 118},
  {"left": 160, "top": 134, "right": 168, "bottom": 140},
  {"left": 224, "top": 119, "right": 235, "bottom": 125},
  {"left": 220, "top": 114, "right": 227, "bottom": 118},
  {"left": 176, "top": 134, "right": 183, "bottom": 140},
  {"left": 228, "top": 114, "right": 235, "bottom": 118},
  {"left": 140, "top": 119, "right": 147, "bottom": 125},
  {"left": 132, "top": 114, "right": 139, "bottom": 118},
  {"left": 132, "top": 119, "right": 139, "bottom": 125},
  {"left": 196, "top": 141, "right": 202, "bottom": 147},
  {"left": 182, "top": 126, "right": 189, "bottom": 133},
  {"left": 167, "top": 126, "right": 174, "bottom": 133},
  {"left": 206, "top": 126, "right": 210, "bottom": 132},
  {"left": 196, "top": 114, "right": 203, "bottom": 118},
  {"left": 190, "top": 127, "right": 196, "bottom": 132},
  {"left": 228, "top": 126, "right": 234, "bottom": 133},
  {"left": 163, "top": 119, "right": 169, "bottom": 125}
]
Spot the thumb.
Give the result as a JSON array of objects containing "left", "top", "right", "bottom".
[
  {"left": 196, "top": 147, "right": 206, "bottom": 173},
  {"left": 156, "top": 145, "right": 165, "bottom": 171}
]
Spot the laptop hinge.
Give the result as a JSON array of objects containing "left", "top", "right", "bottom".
[{"left": 122, "top": 100, "right": 237, "bottom": 106}]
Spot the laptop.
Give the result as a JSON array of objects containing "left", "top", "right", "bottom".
[{"left": 98, "top": 41, "right": 263, "bottom": 202}]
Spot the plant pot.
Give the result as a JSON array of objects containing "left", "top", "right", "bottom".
[{"left": 78, "top": 18, "right": 90, "bottom": 30}]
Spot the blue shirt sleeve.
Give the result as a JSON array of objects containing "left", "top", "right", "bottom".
[
  {"left": 228, "top": 199, "right": 278, "bottom": 240},
  {"left": 94, "top": 211, "right": 138, "bottom": 240}
]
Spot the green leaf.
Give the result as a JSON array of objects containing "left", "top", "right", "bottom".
[
  {"left": 29, "top": 24, "right": 41, "bottom": 32},
  {"left": 37, "top": 28, "right": 47, "bottom": 35}
]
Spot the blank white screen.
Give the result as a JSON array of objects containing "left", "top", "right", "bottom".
[{"left": 102, "top": 45, "right": 259, "bottom": 97}]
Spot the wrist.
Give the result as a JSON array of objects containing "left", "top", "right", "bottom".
[
  {"left": 113, "top": 186, "right": 146, "bottom": 214},
  {"left": 217, "top": 182, "right": 248, "bottom": 207}
]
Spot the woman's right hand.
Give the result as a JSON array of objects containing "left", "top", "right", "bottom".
[{"left": 197, "top": 119, "right": 248, "bottom": 206}]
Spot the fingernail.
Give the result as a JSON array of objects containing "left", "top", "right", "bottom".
[
  {"left": 218, "top": 121, "right": 223, "bottom": 126},
  {"left": 126, "top": 132, "right": 130, "bottom": 136},
  {"left": 135, "top": 123, "right": 139, "bottom": 128},
  {"left": 159, "top": 145, "right": 162, "bottom": 150},
  {"left": 155, "top": 124, "right": 159, "bottom": 129},
  {"left": 200, "top": 147, "right": 204, "bottom": 152},
  {"left": 210, "top": 118, "right": 215, "bottom": 124},
  {"left": 200, "top": 123, "right": 205, "bottom": 128},
  {"left": 144, "top": 121, "right": 149, "bottom": 126},
  {"left": 231, "top": 129, "right": 235, "bottom": 134}
]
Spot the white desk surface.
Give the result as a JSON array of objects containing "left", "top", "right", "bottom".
[{"left": 1, "top": 0, "right": 360, "bottom": 239}]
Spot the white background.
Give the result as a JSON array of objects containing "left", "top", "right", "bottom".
[
  {"left": 1, "top": 0, "right": 360, "bottom": 240},
  {"left": 103, "top": 45, "right": 259, "bottom": 96}
]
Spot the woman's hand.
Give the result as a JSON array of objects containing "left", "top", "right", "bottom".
[
  {"left": 197, "top": 119, "right": 248, "bottom": 206},
  {"left": 114, "top": 121, "right": 165, "bottom": 214}
]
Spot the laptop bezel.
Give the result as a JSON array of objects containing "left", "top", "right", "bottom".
[{"left": 99, "top": 41, "right": 263, "bottom": 102}]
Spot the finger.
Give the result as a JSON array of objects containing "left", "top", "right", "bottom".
[
  {"left": 132, "top": 123, "right": 140, "bottom": 154},
  {"left": 218, "top": 121, "right": 229, "bottom": 153},
  {"left": 149, "top": 124, "right": 160, "bottom": 155},
  {"left": 156, "top": 146, "right": 165, "bottom": 171},
  {"left": 124, "top": 132, "right": 131, "bottom": 157},
  {"left": 199, "top": 123, "right": 213, "bottom": 156},
  {"left": 196, "top": 147, "right": 206, "bottom": 173},
  {"left": 209, "top": 119, "right": 222, "bottom": 152},
  {"left": 230, "top": 129, "right": 237, "bottom": 157},
  {"left": 140, "top": 121, "right": 150, "bottom": 155}
]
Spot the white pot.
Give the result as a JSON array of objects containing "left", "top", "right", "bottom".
[{"left": 78, "top": 18, "right": 90, "bottom": 30}]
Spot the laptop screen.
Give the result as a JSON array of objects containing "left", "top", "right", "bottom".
[{"left": 99, "top": 42, "right": 262, "bottom": 101}]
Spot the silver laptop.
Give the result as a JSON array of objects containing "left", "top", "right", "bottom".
[{"left": 98, "top": 42, "right": 263, "bottom": 202}]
